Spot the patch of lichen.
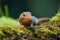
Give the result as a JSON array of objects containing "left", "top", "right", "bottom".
[{"left": 0, "top": 12, "right": 60, "bottom": 40}]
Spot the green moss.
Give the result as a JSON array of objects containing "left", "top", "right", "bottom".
[
  {"left": 0, "top": 16, "right": 19, "bottom": 27},
  {"left": 50, "top": 12, "right": 60, "bottom": 22},
  {"left": 0, "top": 15, "right": 60, "bottom": 40}
]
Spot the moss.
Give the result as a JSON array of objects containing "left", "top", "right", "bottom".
[
  {"left": 0, "top": 12, "right": 60, "bottom": 40},
  {"left": 50, "top": 12, "right": 60, "bottom": 22}
]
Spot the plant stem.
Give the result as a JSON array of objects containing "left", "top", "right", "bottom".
[{"left": 4, "top": 4, "right": 9, "bottom": 17}]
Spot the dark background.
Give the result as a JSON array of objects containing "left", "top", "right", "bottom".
[{"left": 1, "top": 0, "right": 60, "bottom": 18}]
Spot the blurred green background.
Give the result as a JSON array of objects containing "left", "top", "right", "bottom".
[{"left": 0, "top": 0, "right": 60, "bottom": 18}]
